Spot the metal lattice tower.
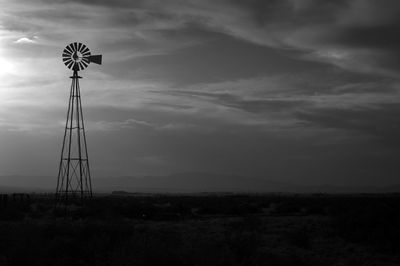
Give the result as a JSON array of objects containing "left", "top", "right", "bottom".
[{"left": 56, "top": 42, "right": 102, "bottom": 204}]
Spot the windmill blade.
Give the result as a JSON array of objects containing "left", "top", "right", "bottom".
[
  {"left": 81, "top": 60, "right": 89, "bottom": 68},
  {"left": 62, "top": 52, "right": 72, "bottom": 58},
  {"left": 67, "top": 60, "right": 74, "bottom": 69},
  {"left": 79, "top": 43, "right": 87, "bottom": 53},
  {"left": 81, "top": 47, "right": 90, "bottom": 55},
  {"left": 82, "top": 57, "right": 90, "bottom": 64},
  {"left": 67, "top": 44, "right": 75, "bottom": 53},
  {"left": 89, "top": 55, "right": 102, "bottom": 65},
  {"left": 64, "top": 45, "right": 73, "bottom": 54},
  {"left": 79, "top": 62, "right": 86, "bottom": 70},
  {"left": 62, "top": 50, "right": 72, "bottom": 57}
]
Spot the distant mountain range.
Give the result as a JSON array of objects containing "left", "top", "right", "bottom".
[
  {"left": 0, "top": 172, "right": 399, "bottom": 194},
  {"left": 94, "top": 172, "right": 299, "bottom": 193}
]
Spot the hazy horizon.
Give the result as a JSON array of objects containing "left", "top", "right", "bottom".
[{"left": 1, "top": 0, "right": 400, "bottom": 190}]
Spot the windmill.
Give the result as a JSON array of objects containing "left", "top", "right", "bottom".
[{"left": 56, "top": 42, "right": 102, "bottom": 205}]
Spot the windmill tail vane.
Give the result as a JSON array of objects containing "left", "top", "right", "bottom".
[{"left": 56, "top": 42, "right": 102, "bottom": 206}]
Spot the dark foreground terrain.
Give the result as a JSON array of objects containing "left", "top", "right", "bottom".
[{"left": 1, "top": 193, "right": 400, "bottom": 266}]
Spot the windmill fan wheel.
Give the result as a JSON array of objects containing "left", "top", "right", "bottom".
[{"left": 62, "top": 42, "right": 91, "bottom": 71}]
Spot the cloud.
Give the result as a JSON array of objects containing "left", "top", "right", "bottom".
[
  {"left": 1, "top": 0, "right": 400, "bottom": 184},
  {"left": 14, "top": 36, "right": 38, "bottom": 44},
  {"left": 295, "top": 103, "right": 400, "bottom": 146},
  {"left": 92, "top": 118, "right": 211, "bottom": 133},
  {"left": 4, "top": 0, "right": 400, "bottom": 77},
  {"left": 92, "top": 118, "right": 154, "bottom": 131},
  {"left": 166, "top": 90, "right": 310, "bottom": 114}
]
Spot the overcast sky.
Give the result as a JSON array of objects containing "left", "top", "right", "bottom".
[{"left": 1, "top": 0, "right": 400, "bottom": 186}]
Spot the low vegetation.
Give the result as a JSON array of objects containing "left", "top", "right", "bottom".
[{"left": 0, "top": 193, "right": 400, "bottom": 265}]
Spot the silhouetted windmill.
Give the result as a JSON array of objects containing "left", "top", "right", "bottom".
[{"left": 56, "top": 42, "right": 102, "bottom": 205}]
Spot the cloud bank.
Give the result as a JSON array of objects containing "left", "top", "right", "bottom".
[{"left": 0, "top": 0, "right": 399, "bottom": 186}]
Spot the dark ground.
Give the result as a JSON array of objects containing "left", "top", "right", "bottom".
[{"left": 1, "top": 192, "right": 400, "bottom": 266}]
